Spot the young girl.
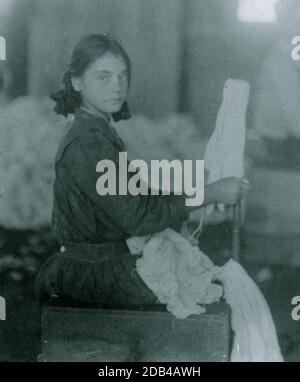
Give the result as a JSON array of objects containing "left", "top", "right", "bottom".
[{"left": 35, "top": 34, "right": 249, "bottom": 306}]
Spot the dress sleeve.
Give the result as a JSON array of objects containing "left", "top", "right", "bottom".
[{"left": 64, "top": 132, "right": 189, "bottom": 237}]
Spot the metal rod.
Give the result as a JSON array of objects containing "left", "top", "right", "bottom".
[{"left": 232, "top": 200, "right": 242, "bottom": 262}]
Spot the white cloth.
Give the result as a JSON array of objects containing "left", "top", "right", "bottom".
[
  {"left": 216, "top": 259, "right": 283, "bottom": 362},
  {"left": 204, "top": 79, "right": 250, "bottom": 212},
  {"left": 136, "top": 228, "right": 223, "bottom": 318},
  {"left": 134, "top": 228, "right": 283, "bottom": 362}
]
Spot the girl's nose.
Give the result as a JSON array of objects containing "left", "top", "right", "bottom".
[{"left": 111, "top": 76, "right": 123, "bottom": 93}]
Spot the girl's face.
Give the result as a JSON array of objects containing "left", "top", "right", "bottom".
[{"left": 72, "top": 53, "right": 129, "bottom": 114}]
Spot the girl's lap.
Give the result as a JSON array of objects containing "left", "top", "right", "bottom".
[{"left": 35, "top": 250, "right": 158, "bottom": 306}]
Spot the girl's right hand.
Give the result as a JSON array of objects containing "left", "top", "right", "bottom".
[{"left": 205, "top": 177, "right": 250, "bottom": 205}]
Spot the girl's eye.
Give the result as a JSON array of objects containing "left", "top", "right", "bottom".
[
  {"left": 97, "top": 74, "right": 110, "bottom": 81},
  {"left": 119, "top": 72, "right": 128, "bottom": 81}
]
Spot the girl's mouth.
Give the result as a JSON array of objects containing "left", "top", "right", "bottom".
[{"left": 106, "top": 98, "right": 123, "bottom": 103}]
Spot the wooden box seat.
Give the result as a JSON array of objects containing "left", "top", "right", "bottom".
[{"left": 40, "top": 296, "right": 231, "bottom": 362}]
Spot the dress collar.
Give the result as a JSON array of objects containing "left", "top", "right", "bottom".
[
  {"left": 74, "top": 105, "right": 125, "bottom": 150},
  {"left": 75, "top": 105, "right": 111, "bottom": 125}
]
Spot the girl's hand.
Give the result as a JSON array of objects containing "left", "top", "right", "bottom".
[{"left": 204, "top": 177, "right": 250, "bottom": 205}]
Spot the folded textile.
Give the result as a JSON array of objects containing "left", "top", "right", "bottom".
[{"left": 134, "top": 228, "right": 283, "bottom": 362}]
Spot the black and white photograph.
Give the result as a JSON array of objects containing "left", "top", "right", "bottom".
[{"left": 0, "top": 0, "right": 300, "bottom": 367}]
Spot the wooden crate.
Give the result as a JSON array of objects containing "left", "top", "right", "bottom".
[{"left": 40, "top": 300, "right": 231, "bottom": 362}]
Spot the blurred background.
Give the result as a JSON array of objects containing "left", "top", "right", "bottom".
[{"left": 0, "top": 0, "right": 300, "bottom": 361}]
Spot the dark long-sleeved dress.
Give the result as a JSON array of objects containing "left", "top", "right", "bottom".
[{"left": 35, "top": 107, "right": 189, "bottom": 306}]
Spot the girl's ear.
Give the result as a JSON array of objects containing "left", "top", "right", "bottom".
[{"left": 71, "top": 77, "right": 82, "bottom": 92}]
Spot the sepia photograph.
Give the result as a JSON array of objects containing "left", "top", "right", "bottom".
[{"left": 0, "top": 0, "right": 300, "bottom": 366}]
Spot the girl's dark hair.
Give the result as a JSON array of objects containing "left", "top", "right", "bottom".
[{"left": 51, "top": 34, "right": 131, "bottom": 121}]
